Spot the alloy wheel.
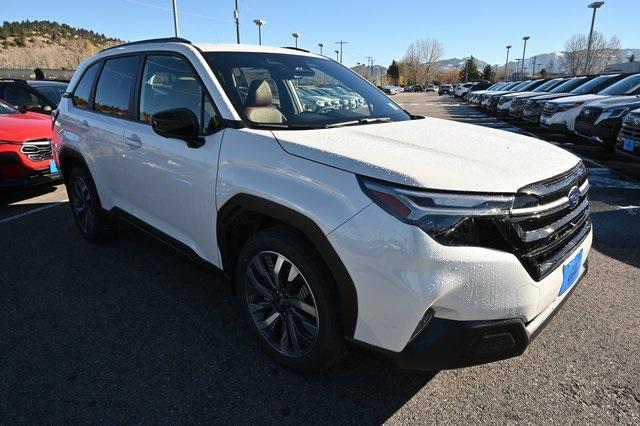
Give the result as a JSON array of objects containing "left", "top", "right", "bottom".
[
  {"left": 245, "top": 251, "right": 320, "bottom": 358},
  {"left": 71, "top": 175, "right": 94, "bottom": 234}
]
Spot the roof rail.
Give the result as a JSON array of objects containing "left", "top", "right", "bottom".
[
  {"left": 282, "top": 46, "right": 310, "bottom": 53},
  {"left": 99, "top": 37, "right": 192, "bottom": 53}
]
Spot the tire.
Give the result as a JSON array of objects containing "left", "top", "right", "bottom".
[
  {"left": 235, "top": 227, "right": 345, "bottom": 372},
  {"left": 67, "top": 166, "right": 113, "bottom": 242}
]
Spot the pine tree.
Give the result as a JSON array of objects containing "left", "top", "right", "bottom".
[
  {"left": 387, "top": 60, "right": 400, "bottom": 84},
  {"left": 482, "top": 65, "right": 492, "bottom": 81},
  {"left": 459, "top": 56, "right": 480, "bottom": 82}
]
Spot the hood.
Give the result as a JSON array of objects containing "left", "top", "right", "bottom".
[
  {"left": 488, "top": 90, "right": 515, "bottom": 97},
  {"left": 550, "top": 94, "right": 607, "bottom": 105},
  {"left": 512, "top": 91, "right": 552, "bottom": 100},
  {"left": 0, "top": 112, "right": 52, "bottom": 143},
  {"left": 272, "top": 118, "right": 580, "bottom": 193},
  {"left": 587, "top": 95, "right": 640, "bottom": 109},
  {"left": 529, "top": 93, "right": 573, "bottom": 102}
]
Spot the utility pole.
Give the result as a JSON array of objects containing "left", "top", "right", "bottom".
[
  {"left": 366, "top": 56, "right": 374, "bottom": 80},
  {"left": 504, "top": 45, "right": 512, "bottom": 80},
  {"left": 234, "top": 0, "right": 240, "bottom": 44},
  {"left": 584, "top": 2, "right": 605, "bottom": 74},
  {"left": 318, "top": 43, "right": 324, "bottom": 56},
  {"left": 515, "top": 58, "right": 522, "bottom": 78},
  {"left": 521, "top": 36, "right": 530, "bottom": 76},
  {"left": 172, "top": 0, "right": 179, "bottom": 37},
  {"left": 465, "top": 57, "right": 469, "bottom": 82},
  {"left": 335, "top": 40, "right": 348, "bottom": 64}
]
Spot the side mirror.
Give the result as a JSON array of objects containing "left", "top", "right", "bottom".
[
  {"left": 150, "top": 108, "right": 204, "bottom": 148},
  {"left": 18, "top": 103, "right": 45, "bottom": 114}
]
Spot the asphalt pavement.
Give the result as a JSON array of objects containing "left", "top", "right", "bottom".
[{"left": 1, "top": 93, "right": 638, "bottom": 424}]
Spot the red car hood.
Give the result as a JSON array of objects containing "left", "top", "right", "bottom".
[{"left": 0, "top": 112, "right": 52, "bottom": 143}]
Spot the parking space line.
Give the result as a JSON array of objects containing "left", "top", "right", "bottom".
[{"left": 0, "top": 200, "right": 68, "bottom": 225}]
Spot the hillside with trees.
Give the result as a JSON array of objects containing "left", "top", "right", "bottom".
[{"left": 0, "top": 20, "right": 122, "bottom": 69}]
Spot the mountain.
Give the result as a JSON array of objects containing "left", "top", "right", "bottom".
[
  {"left": 0, "top": 20, "right": 122, "bottom": 69},
  {"left": 506, "top": 48, "right": 640, "bottom": 74},
  {"left": 437, "top": 57, "right": 490, "bottom": 71}
]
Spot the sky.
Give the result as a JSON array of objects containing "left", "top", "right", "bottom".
[{"left": 4, "top": 0, "right": 640, "bottom": 67}]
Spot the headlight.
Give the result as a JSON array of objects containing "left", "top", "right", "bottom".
[
  {"left": 557, "top": 102, "right": 583, "bottom": 112},
  {"left": 359, "top": 177, "right": 514, "bottom": 246}
]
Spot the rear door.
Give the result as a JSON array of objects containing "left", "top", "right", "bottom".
[
  {"left": 87, "top": 55, "right": 141, "bottom": 208},
  {"left": 122, "top": 52, "right": 224, "bottom": 263}
]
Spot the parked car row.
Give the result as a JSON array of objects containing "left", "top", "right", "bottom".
[
  {"left": 0, "top": 78, "right": 68, "bottom": 188},
  {"left": 456, "top": 73, "right": 640, "bottom": 152}
]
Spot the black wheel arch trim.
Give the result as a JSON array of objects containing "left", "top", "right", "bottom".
[{"left": 217, "top": 193, "right": 358, "bottom": 339}]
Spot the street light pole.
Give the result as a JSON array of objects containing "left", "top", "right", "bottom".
[
  {"left": 521, "top": 36, "right": 530, "bottom": 77},
  {"left": 336, "top": 40, "right": 348, "bottom": 64},
  {"left": 532, "top": 55, "right": 537, "bottom": 77},
  {"left": 504, "top": 45, "right": 512, "bottom": 80},
  {"left": 584, "top": 1, "right": 605, "bottom": 74},
  {"left": 292, "top": 33, "right": 301, "bottom": 49},
  {"left": 253, "top": 19, "right": 266, "bottom": 45},
  {"left": 172, "top": 0, "right": 179, "bottom": 37},
  {"left": 318, "top": 43, "right": 324, "bottom": 56},
  {"left": 334, "top": 50, "right": 339, "bottom": 61},
  {"left": 234, "top": 0, "right": 240, "bottom": 44}
]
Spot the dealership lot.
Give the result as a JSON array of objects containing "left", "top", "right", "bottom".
[{"left": 1, "top": 94, "right": 639, "bottom": 423}]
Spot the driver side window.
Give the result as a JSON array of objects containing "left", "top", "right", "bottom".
[{"left": 139, "top": 54, "right": 221, "bottom": 134}]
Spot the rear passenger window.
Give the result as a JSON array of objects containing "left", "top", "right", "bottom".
[
  {"left": 94, "top": 56, "right": 139, "bottom": 117},
  {"left": 72, "top": 62, "right": 100, "bottom": 109},
  {"left": 139, "top": 54, "right": 220, "bottom": 133}
]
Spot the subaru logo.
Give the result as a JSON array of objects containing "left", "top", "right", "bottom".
[{"left": 568, "top": 186, "right": 581, "bottom": 208}]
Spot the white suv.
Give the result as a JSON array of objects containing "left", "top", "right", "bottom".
[{"left": 52, "top": 38, "right": 592, "bottom": 372}]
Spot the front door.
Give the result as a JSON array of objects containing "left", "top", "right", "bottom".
[{"left": 122, "top": 53, "right": 224, "bottom": 264}]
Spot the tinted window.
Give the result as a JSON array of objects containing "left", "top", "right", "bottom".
[
  {"left": 549, "top": 77, "right": 588, "bottom": 94},
  {"left": 599, "top": 74, "right": 640, "bottom": 96},
  {"left": 94, "top": 56, "right": 139, "bottom": 117},
  {"left": 30, "top": 82, "right": 68, "bottom": 106},
  {"left": 73, "top": 62, "right": 101, "bottom": 109},
  {"left": 0, "top": 100, "right": 17, "bottom": 114},
  {"left": 571, "top": 75, "right": 619, "bottom": 95},
  {"left": 4, "top": 86, "right": 38, "bottom": 107}
]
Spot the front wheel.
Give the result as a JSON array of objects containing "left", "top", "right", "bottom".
[{"left": 236, "top": 227, "right": 345, "bottom": 372}]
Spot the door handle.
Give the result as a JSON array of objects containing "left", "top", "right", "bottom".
[{"left": 125, "top": 134, "right": 142, "bottom": 148}]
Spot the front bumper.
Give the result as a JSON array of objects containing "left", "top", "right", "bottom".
[
  {"left": 386, "top": 263, "right": 587, "bottom": 370},
  {"left": 574, "top": 119, "right": 621, "bottom": 144}
]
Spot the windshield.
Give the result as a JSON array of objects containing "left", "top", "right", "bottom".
[
  {"left": 571, "top": 75, "right": 619, "bottom": 95},
  {"left": 599, "top": 74, "right": 640, "bottom": 96},
  {"left": 0, "top": 100, "right": 17, "bottom": 114},
  {"left": 517, "top": 80, "right": 542, "bottom": 91},
  {"left": 29, "top": 82, "right": 68, "bottom": 105},
  {"left": 532, "top": 79, "right": 563, "bottom": 92},
  {"left": 509, "top": 81, "right": 530, "bottom": 91},
  {"left": 550, "top": 77, "right": 587, "bottom": 94},
  {"left": 204, "top": 52, "right": 410, "bottom": 128}
]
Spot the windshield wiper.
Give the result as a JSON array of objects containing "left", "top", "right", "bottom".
[
  {"left": 249, "top": 122, "right": 325, "bottom": 130},
  {"left": 324, "top": 117, "right": 392, "bottom": 129}
]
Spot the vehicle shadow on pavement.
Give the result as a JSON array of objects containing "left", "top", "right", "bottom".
[
  {"left": 0, "top": 184, "right": 58, "bottom": 206},
  {"left": 0, "top": 208, "right": 436, "bottom": 424},
  {"left": 589, "top": 188, "right": 640, "bottom": 269}
]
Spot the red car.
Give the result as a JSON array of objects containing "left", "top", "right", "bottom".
[{"left": 0, "top": 99, "right": 60, "bottom": 188}]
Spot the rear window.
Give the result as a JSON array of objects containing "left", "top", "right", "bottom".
[
  {"left": 94, "top": 55, "right": 140, "bottom": 117},
  {"left": 73, "top": 62, "right": 101, "bottom": 109}
]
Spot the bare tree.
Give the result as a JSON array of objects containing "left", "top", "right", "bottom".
[
  {"left": 561, "top": 31, "right": 622, "bottom": 75},
  {"left": 402, "top": 39, "right": 444, "bottom": 85}
]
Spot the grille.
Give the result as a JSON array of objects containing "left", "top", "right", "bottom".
[
  {"left": 496, "top": 162, "right": 591, "bottom": 281},
  {"left": 620, "top": 114, "right": 640, "bottom": 141},
  {"left": 511, "top": 98, "right": 526, "bottom": 107},
  {"left": 542, "top": 103, "right": 559, "bottom": 118},
  {"left": 20, "top": 140, "right": 52, "bottom": 162},
  {"left": 576, "top": 107, "right": 602, "bottom": 125}
]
